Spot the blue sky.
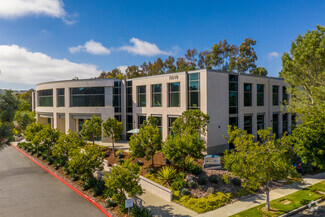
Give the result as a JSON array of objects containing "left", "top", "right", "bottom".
[{"left": 0, "top": 0, "right": 324, "bottom": 90}]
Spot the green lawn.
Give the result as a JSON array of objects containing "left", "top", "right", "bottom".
[{"left": 231, "top": 181, "right": 325, "bottom": 217}]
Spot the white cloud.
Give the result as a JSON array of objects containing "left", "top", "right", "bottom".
[
  {"left": 117, "top": 65, "right": 128, "bottom": 74},
  {"left": 119, "top": 38, "right": 171, "bottom": 56},
  {"left": 0, "top": 44, "right": 100, "bottom": 85},
  {"left": 0, "top": 0, "right": 75, "bottom": 24},
  {"left": 69, "top": 40, "right": 111, "bottom": 55},
  {"left": 268, "top": 51, "right": 280, "bottom": 60}
]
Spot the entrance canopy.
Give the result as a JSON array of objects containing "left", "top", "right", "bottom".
[{"left": 127, "top": 129, "right": 139, "bottom": 134}]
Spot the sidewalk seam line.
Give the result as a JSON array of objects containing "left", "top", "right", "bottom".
[{"left": 11, "top": 144, "right": 112, "bottom": 217}]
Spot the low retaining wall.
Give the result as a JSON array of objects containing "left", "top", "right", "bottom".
[
  {"left": 101, "top": 160, "right": 173, "bottom": 202},
  {"left": 139, "top": 175, "right": 173, "bottom": 202}
]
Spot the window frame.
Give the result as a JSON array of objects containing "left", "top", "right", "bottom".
[
  {"left": 137, "top": 85, "right": 146, "bottom": 107},
  {"left": 151, "top": 84, "right": 162, "bottom": 107},
  {"left": 168, "top": 82, "right": 180, "bottom": 107}
]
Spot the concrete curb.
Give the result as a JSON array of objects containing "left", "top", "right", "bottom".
[
  {"left": 279, "top": 197, "right": 325, "bottom": 217},
  {"left": 11, "top": 144, "right": 113, "bottom": 217}
]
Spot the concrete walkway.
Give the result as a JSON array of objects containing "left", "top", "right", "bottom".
[
  {"left": 198, "top": 172, "right": 325, "bottom": 217},
  {"left": 137, "top": 172, "right": 325, "bottom": 217}
]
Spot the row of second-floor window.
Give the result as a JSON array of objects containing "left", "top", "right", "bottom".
[
  {"left": 38, "top": 87, "right": 105, "bottom": 107},
  {"left": 230, "top": 113, "right": 296, "bottom": 137},
  {"left": 136, "top": 114, "right": 178, "bottom": 136},
  {"left": 137, "top": 82, "right": 181, "bottom": 108},
  {"left": 243, "top": 84, "right": 288, "bottom": 107}
]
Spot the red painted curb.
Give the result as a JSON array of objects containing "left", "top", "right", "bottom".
[{"left": 11, "top": 144, "right": 112, "bottom": 217}]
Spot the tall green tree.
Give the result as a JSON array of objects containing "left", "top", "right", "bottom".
[
  {"left": 164, "top": 56, "right": 177, "bottom": 73},
  {"left": 171, "top": 109, "right": 210, "bottom": 136},
  {"left": 52, "top": 129, "right": 85, "bottom": 161},
  {"left": 162, "top": 130, "right": 205, "bottom": 171},
  {"left": 235, "top": 38, "right": 257, "bottom": 73},
  {"left": 251, "top": 67, "right": 268, "bottom": 76},
  {"left": 223, "top": 127, "right": 298, "bottom": 211},
  {"left": 126, "top": 65, "right": 142, "bottom": 78},
  {"left": 14, "top": 99, "right": 36, "bottom": 135},
  {"left": 68, "top": 144, "right": 104, "bottom": 178},
  {"left": 103, "top": 117, "right": 123, "bottom": 157},
  {"left": 104, "top": 159, "right": 142, "bottom": 204},
  {"left": 80, "top": 116, "right": 103, "bottom": 145},
  {"left": 0, "top": 90, "right": 20, "bottom": 149},
  {"left": 129, "top": 117, "right": 162, "bottom": 166},
  {"left": 280, "top": 25, "right": 325, "bottom": 169}
]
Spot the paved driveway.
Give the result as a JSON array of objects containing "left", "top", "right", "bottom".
[{"left": 0, "top": 146, "right": 107, "bottom": 217}]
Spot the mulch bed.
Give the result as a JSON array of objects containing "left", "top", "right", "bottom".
[{"left": 17, "top": 146, "right": 127, "bottom": 217}]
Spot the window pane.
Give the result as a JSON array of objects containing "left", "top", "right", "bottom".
[
  {"left": 170, "top": 93, "right": 180, "bottom": 107},
  {"left": 152, "top": 94, "right": 162, "bottom": 107},
  {"left": 189, "top": 73, "right": 199, "bottom": 81},
  {"left": 189, "top": 92, "right": 199, "bottom": 108}
]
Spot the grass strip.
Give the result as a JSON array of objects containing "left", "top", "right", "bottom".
[{"left": 231, "top": 181, "right": 325, "bottom": 217}]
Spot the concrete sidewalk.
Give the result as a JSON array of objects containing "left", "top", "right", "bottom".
[{"left": 198, "top": 172, "right": 325, "bottom": 217}]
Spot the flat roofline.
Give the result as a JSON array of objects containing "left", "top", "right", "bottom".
[
  {"left": 206, "top": 69, "right": 284, "bottom": 80},
  {"left": 36, "top": 68, "right": 283, "bottom": 86},
  {"left": 36, "top": 78, "right": 119, "bottom": 86}
]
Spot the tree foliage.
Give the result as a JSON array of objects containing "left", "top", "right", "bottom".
[
  {"left": 14, "top": 99, "right": 36, "bottom": 135},
  {"left": 223, "top": 126, "right": 298, "bottom": 211},
  {"left": 97, "top": 38, "right": 266, "bottom": 79},
  {"left": 129, "top": 117, "right": 162, "bottom": 166},
  {"left": 104, "top": 159, "right": 142, "bottom": 204},
  {"left": 0, "top": 90, "right": 20, "bottom": 148},
  {"left": 171, "top": 109, "right": 210, "bottom": 136},
  {"left": 103, "top": 117, "right": 123, "bottom": 156},
  {"left": 80, "top": 116, "right": 103, "bottom": 145},
  {"left": 280, "top": 25, "right": 325, "bottom": 169},
  {"left": 52, "top": 129, "right": 85, "bottom": 161},
  {"left": 68, "top": 144, "right": 104, "bottom": 177},
  {"left": 162, "top": 131, "right": 205, "bottom": 171},
  {"left": 251, "top": 67, "right": 268, "bottom": 76}
]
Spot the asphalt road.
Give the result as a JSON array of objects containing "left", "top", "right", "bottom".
[{"left": 0, "top": 146, "right": 107, "bottom": 217}]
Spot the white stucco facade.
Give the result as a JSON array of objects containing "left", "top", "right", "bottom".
[{"left": 34, "top": 69, "right": 291, "bottom": 154}]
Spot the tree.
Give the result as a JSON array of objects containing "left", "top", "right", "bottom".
[
  {"left": 162, "top": 130, "right": 205, "bottom": 171},
  {"left": 35, "top": 124, "right": 62, "bottom": 155},
  {"left": 185, "top": 48, "right": 198, "bottom": 70},
  {"left": 198, "top": 50, "right": 213, "bottom": 69},
  {"left": 68, "top": 144, "right": 104, "bottom": 178},
  {"left": 251, "top": 67, "right": 268, "bottom": 76},
  {"left": 129, "top": 117, "right": 162, "bottom": 167},
  {"left": 52, "top": 129, "right": 85, "bottom": 161},
  {"left": 80, "top": 116, "right": 103, "bottom": 145},
  {"left": 235, "top": 38, "right": 257, "bottom": 73},
  {"left": 223, "top": 127, "right": 298, "bottom": 211},
  {"left": 18, "top": 89, "right": 34, "bottom": 111},
  {"left": 280, "top": 25, "right": 325, "bottom": 169},
  {"left": 126, "top": 65, "right": 141, "bottom": 78},
  {"left": 151, "top": 58, "right": 165, "bottom": 75},
  {"left": 104, "top": 159, "right": 142, "bottom": 204},
  {"left": 14, "top": 99, "right": 36, "bottom": 135},
  {"left": 164, "top": 56, "right": 176, "bottom": 73},
  {"left": 103, "top": 117, "right": 123, "bottom": 157},
  {"left": 171, "top": 109, "right": 210, "bottom": 136},
  {"left": 0, "top": 90, "right": 20, "bottom": 149}
]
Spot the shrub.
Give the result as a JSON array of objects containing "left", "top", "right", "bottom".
[
  {"left": 131, "top": 206, "right": 153, "bottom": 217},
  {"left": 105, "top": 199, "right": 117, "bottom": 208},
  {"left": 31, "top": 149, "right": 37, "bottom": 155},
  {"left": 71, "top": 174, "right": 79, "bottom": 181},
  {"left": 231, "top": 178, "right": 242, "bottom": 187},
  {"left": 188, "top": 180, "right": 196, "bottom": 189},
  {"left": 102, "top": 188, "right": 114, "bottom": 199},
  {"left": 157, "top": 166, "right": 177, "bottom": 185},
  {"left": 118, "top": 159, "right": 125, "bottom": 164},
  {"left": 197, "top": 175, "right": 206, "bottom": 185},
  {"left": 303, "top": 163, "right": 314, "bottom": 174},
  {"left": 222, "top": 174, "right": 230, "bottom": 184},
  {"left": 176, "top": 172, "right": 186, "bottom": 179},
  {"left": 180, "top": 188, "right": 191, "bottom": 196},
  {"left": 171, "top": 178, "right": 187, "bottom": 191},
  {"left": 92, "top": 179, "right": 106, "bottom": 197},
  {"left": 209, "top": 175, "right": 218, "bottom": 184},
  {"left": 64, "top": 168, "right": 70, "bottom": 175},
  {"left": 47, "top": 157, "right": 54, "bottom": 165},
  {"left": 36, "top": 152, "right": 42, "bottom": 157},
  {"left": 176, "top": 192, "right": 232, "bottom": 213},
  {"left": 82, "top": 176, "right": 97, "bottom": 191},
  {"left": 135, "top": 160, "right": 144, "bottom": 166},
  {"left": 188, "top": 163, "right": 203, "bottom": 176},
  {"left": 54, "top": 163, "right": 60, "bottom": 170},
  {"left": 104, "top": 152, "right": 109, "bottom": 158},
  {"left": 147, "top": 167, "right": 155, "bottom": 174},
  {"left": 116, "top": 150, "right": 123, "bottom": 156},
  {"left": 41, "top": 154, "right": 47, "bottom": 160},
  {"left": 184, "top": 156, "right": 195, "bottom": 170},
  {"left": 117, "top": 152, "right": 125, "bottom": 159},
  {"left": 164, "top": 158, "right": 171, "bottom": 165}
]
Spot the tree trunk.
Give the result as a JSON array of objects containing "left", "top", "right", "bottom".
[
  {"left": 151, "top": 154, "right": 154, "bottom": 167},
  {"left": 266, "top": 183, "right": 270, "bottom": 211},
  {"left": 112, "top": 139, "right": 115, "bottom": 157}
]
